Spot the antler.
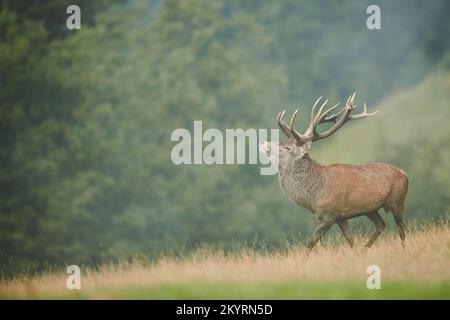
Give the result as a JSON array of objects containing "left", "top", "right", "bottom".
[
  {"left": 277, "top": 109, "right": 308, "bottom": 145},
  {"left": 307, "top": 92, "right": 378, "bottom": 141},
  {"left": 277, "top": 110, "right": 294, "bottom": 140},
  {"left": 276, "top": 93, "right": 378, "bottom": 144}
]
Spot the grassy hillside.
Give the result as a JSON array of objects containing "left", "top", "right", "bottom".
[{"left": 0, "top": 223, "right": 449, "bottom": 299}]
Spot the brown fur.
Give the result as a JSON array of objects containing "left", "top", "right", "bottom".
[{"left": 273, "top": 147, "right": 408, "bottom": 250}]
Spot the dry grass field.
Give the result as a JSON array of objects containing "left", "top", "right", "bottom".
[{"left": 1, "top": 222, "right": 449, "bottom": 299}]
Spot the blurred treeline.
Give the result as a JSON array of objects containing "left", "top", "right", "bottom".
[{"left": 0, "top": 0, "right": 449, "bottom": 275}]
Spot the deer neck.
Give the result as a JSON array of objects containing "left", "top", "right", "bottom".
[{"left": 278, "top": 154, "right": 325, "bottom": 212}]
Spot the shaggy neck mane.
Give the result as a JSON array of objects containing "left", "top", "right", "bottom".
[{"left": 278, "top": 154, "right": 326, "bottom": 212}]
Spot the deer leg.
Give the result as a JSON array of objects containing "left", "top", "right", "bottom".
[
  {"left": 337, "top": 219, "right": 354, "bottom": 248},
  {"left": 306, "top": 217, "right": 335, "bottom": 250},
  {"left": 365, "top": 211, "right": 386, "bottom": 248},
  {"left": 394, "top": 216, "right": 407, "bottom": 247}
]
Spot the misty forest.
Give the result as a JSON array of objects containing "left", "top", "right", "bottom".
[{"left": 0, "top": 0, "right": 449, "bottom": 277}]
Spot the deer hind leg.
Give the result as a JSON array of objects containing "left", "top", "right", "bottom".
[
  {"left": 386, "top": 202, "right": 407, "bottom": 246},
  {"left": 365, "top": 211, "right": 386, "bottom": 248},
  {"left": 393, "top": 212, "right": 407, "bottom": 247},
  {"left": 337, "top": 219, "right": 354, "bottom": 248},
  {"left": 306, "top": 217, "right": 335, "bottom": 250}
]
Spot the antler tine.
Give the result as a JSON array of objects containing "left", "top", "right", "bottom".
[
  {"left": 310, "top": 93, "right": 354, "bottom": 141},
  {"left": 319, "top": 103, "right": 341, "bottom": 123},
  {"left": 348, "top": 102, "right": 379, "bottom": 120},
  {"left": 312, "top": 92, "right": 356, "bottom": 124},
  {"left": 303, "top": 96, "right": 323, "bottom": 137},
  {"left": 289, "top": 109, "right": 299, "bottom": 129},
  {"left": 323, "top": 92, "right": 356, "bottom": 122},
  {"left": 304, "top": 98, "right": 336, "bottom": 137},
  {"left": 310, "top": 92, "right": 378, "bottom": 142},
  {"left": 312, "top": 99, "right": 329, "bottom": 125},
  {"left": 309, "top": 96, "right": 323, "bottom": 124},
  {"left": 277, "top": 110, "right": 294, "bottom": 139},
  {"left": 345, "top": 92, "right": 356, "bottom": 108},
  {"left": 288, "top": 108, "right": 307, "bottom": 144},
  {"left": 349, "top": 92, "right": 356, "bottom": 109},
  {"left": 321, "top": 93, "right": 354, "bottom": 124},
  {"left": 277, "top": 110, "right": 285, "bottom": 123},
  {"left": 323, "top": 103, "right": 343, "bottom": 122}
]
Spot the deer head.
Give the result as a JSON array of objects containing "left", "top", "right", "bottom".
[{"left": 259, "top": 93, "right": 378, "bottom": 168}]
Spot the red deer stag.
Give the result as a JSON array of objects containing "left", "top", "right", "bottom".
[{"left": 259, "top": 93, "right": 408, "bottom": 249}]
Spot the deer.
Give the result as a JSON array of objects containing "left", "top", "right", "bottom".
[{"left": 259, "top": 93, "right": 408, "bottom": 250}]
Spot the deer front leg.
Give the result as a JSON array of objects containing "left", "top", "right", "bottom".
[
  {"left": 337, "top": 219, "right": 354, "bottom": 247},
  {"left": 306, "top": 216, "right": 335, "bottom": 250}
]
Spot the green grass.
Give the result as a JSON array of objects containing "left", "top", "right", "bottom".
[{"left": 27, "top": 281, "right": 450, "bottom": 300}]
